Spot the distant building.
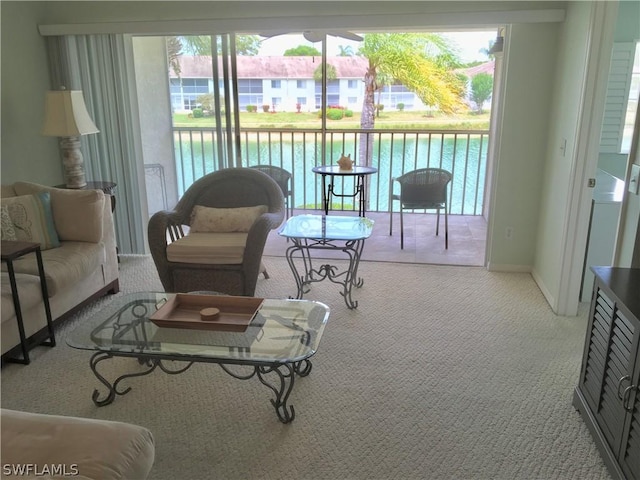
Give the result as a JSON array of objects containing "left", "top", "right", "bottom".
[
  {"left": 455, "top": 61, "right": 496, "bottom": 110},
  {"left": 170, "top": 55, "right": 426, "bottom": 113}
]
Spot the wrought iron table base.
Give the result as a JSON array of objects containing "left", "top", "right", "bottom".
[
  {"left": 285, "top": 237, "right": 366, "bottom": 309},
  {"left": 89, "top": 351, "right": 312, "bottom": 424},
  {"left": 321, "top": 175, "right": 368, "bottom": 217}
]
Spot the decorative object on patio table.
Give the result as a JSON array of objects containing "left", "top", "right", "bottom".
[{"left": 337, "top": 153, "right": 353, "bottom": 170}]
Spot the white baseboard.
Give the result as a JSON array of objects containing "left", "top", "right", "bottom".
[
  {"left": 531, "top": 268, "right": 557, "bottom": 313},
  {"left": 486, "top": 263, "right": 532, "bottom": 273}
]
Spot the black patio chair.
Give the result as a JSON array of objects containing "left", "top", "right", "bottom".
[
  {"left": 389, "top": 168, "right": 452, "bottom": 249},
  {"left": 249, "top": 165, "right": 293, "bottom": 219}
]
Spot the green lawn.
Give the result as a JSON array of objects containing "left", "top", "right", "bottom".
[{"left": 173, "top": 110, "right": 490, "bottom": 130}]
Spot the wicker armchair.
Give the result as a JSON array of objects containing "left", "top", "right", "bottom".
[
  {"left": 148, "top": 168, "right": 285, "bottom": 296},
  {"left": 389, "top": 168, "right": 452, "bottom": 249}
]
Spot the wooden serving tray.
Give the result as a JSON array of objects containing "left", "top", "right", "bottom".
[{"left": 149, "top": 294, "right": 264, "bottom": 332}]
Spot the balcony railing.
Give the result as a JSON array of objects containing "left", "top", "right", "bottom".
[{"left": 173, "top": 127, "right": 489, "bottom": 215}]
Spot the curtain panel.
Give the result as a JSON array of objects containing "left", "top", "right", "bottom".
[{"left": 46, "top": 34, "right": 147, "bottom": 254}]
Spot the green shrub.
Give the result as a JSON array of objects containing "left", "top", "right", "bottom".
[
  {"left": 246, "top": 105, "right": 257, "bottom": 113},
  {"left": 192, "top": 108, "right": 204, "bottom": 118},
  {"left": 344, "top": 109, "right": 354, "bottom": 118},
  {"left": 326, "top": 108, "right": 345, "bottom": 120},
  {"left": 397, "top": 103, "right": 405, "bottom": 111}
]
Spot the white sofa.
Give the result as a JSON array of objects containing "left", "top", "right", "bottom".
[
  {"left": 1, "top": 409, "right": 155, "bottom": 479},
  {"left": 1, "top": 182, "right": 119, "bottom": 360}
]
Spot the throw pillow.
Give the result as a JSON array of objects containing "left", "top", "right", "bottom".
[
  {"left": 190, "top": 205, "right": 268, "bottom": 233},
  {"left": 48, "top": 188, "right": 104, "bottom": 243},
  {"left": 1, "top": 204, "right": 17, "bottom": 241},
  {"left": 1, "top": 192, "right": 60, "bottom": 250},
  {"left": 13, "top": 182, "right": 105, "bottom": 242}
]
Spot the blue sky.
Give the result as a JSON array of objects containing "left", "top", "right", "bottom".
[{"left": 259, "top": 30, "right": 497, "bottom": 63}]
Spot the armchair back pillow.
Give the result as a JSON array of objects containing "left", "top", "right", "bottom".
[{"left": 190, "top": 205, "right": 268, "bottom": 233}]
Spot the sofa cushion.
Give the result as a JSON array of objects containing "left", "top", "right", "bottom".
[
  {"left": 1, "top": 409, "right": 155, "bottom": 480},
  {"left": 190, "top": 205, "right": 268, "bottom": 233},
  {"left": 0, "top": 241, "right": 105, "bottom": 297},
  {"left": 166, "top": 232, "right": 247, "bottom": 264},
  {"left": 0, "top": 272, "right": 44, "bottom": 321},
  {"left": 1, "top": 184, "right": 17, "bottom": 197},
  {"left": 12, "top": 182, "right": 104, "bottom": 243},
  {"left": 1, "top": 192, "right": 60, "bottom": 250}
]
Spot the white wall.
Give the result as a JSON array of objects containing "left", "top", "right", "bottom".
[
  {"left": 485, "top": 22, "right": 559, "bottom": 271},
  {"left": 532, "top": 1, "right": 620, "bottom": 315},
  {"left": 0, "top": 2, "right": 65, "bottom": 185},
  {"left": 132, "top": 36, "right": 180, "bottom": 215},
  {"left": 532, "top": 2, "right": 593, "bottom": 307},
  {"left": 617, "top": 105, "right": 640, "bottom": 268},
  {"left": 611, "top": 0, "right": 640, "bottom": 268}
]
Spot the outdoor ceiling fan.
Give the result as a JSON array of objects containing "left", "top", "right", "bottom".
[{"left": 260, "top": 30, "right": 363, "bottom": 43}]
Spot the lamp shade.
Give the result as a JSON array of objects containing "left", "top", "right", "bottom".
[{"left": 42, "top": 90, "right": 99, "bottom": 137}]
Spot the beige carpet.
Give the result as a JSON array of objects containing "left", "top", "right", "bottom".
[{"left": 0, "top": 255, "right": 611, "bottom": 480}]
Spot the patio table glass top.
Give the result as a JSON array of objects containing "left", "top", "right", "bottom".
[{"left": 278, "top": 214, "right": 375, "bottom": 241}]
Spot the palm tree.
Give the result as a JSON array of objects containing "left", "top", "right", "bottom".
[
  {"left": 375, "top": 71, "right": 393, "bottom": 118},
  {"left": 480, "top": 39, "right": 496, "bottom": 60},
  {"left": 166, "top": 37, "right": 183, "bottom": 76},
  {"left": 338, "top": 45, "right": 355, "bottom": 57},
  {"left": 356, "top": 33, "right": 466, "bottom": 166}
]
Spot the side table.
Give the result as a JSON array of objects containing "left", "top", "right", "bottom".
[
  {"left": 312, "top": 165, "right": 378, "bottom": 217},
  {"left": 278, "top": 214, "right": 374, "bottom": 309},
  {"left": 1, "top": 240, "right": 56, "bottom": 364}
]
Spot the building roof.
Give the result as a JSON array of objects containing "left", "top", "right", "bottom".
[
  {"left": 174, "top": 55, "right": 369, "bottom": 79},
  {"left": 457, "top": 61, "right": 495, "bottom": 78}
]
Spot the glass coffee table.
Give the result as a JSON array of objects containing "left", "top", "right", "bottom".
[
  {"left": 67, "top": 292, "right": 329, "bottom": 423},
  {"left": 278, "top": 214, "right": 374, "bottom": 309}
]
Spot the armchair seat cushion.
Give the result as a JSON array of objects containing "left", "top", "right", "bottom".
[{"left": 166, "top": 232, "right": 247, "bottom": 264}]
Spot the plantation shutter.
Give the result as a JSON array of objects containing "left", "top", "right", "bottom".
[{"left": 600, "top": 42, "right": 635, "bottom": 153}]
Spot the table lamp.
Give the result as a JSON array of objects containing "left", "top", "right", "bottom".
[{"left": 42, "top": 88, "right": 99, "bottom": 189}]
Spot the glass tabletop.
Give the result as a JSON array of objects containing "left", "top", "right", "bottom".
[
  {"left": 67, "top": 292, "right": 329, "bottom": 364},
  {"left": 278, "top": 214, "right": 375, "bottom": 241},
  {"left": 312, "top": 165, "right": 378, "bottom": 176}
]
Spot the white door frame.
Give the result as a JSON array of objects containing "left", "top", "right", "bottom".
[{"left": 556, "top": 1, "right": 619, "bottom": 316}]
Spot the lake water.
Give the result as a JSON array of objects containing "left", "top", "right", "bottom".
[{"left": 175, "top": 132, "right": 488, "bottom": 215}]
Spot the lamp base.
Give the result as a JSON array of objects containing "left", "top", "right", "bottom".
[{"left": 59, "top": 136, "right": 87, "bottom": 189}]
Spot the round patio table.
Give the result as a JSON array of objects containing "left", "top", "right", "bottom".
[{"left": 312, "top": 165, "right": 378, "bottom": 217}]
